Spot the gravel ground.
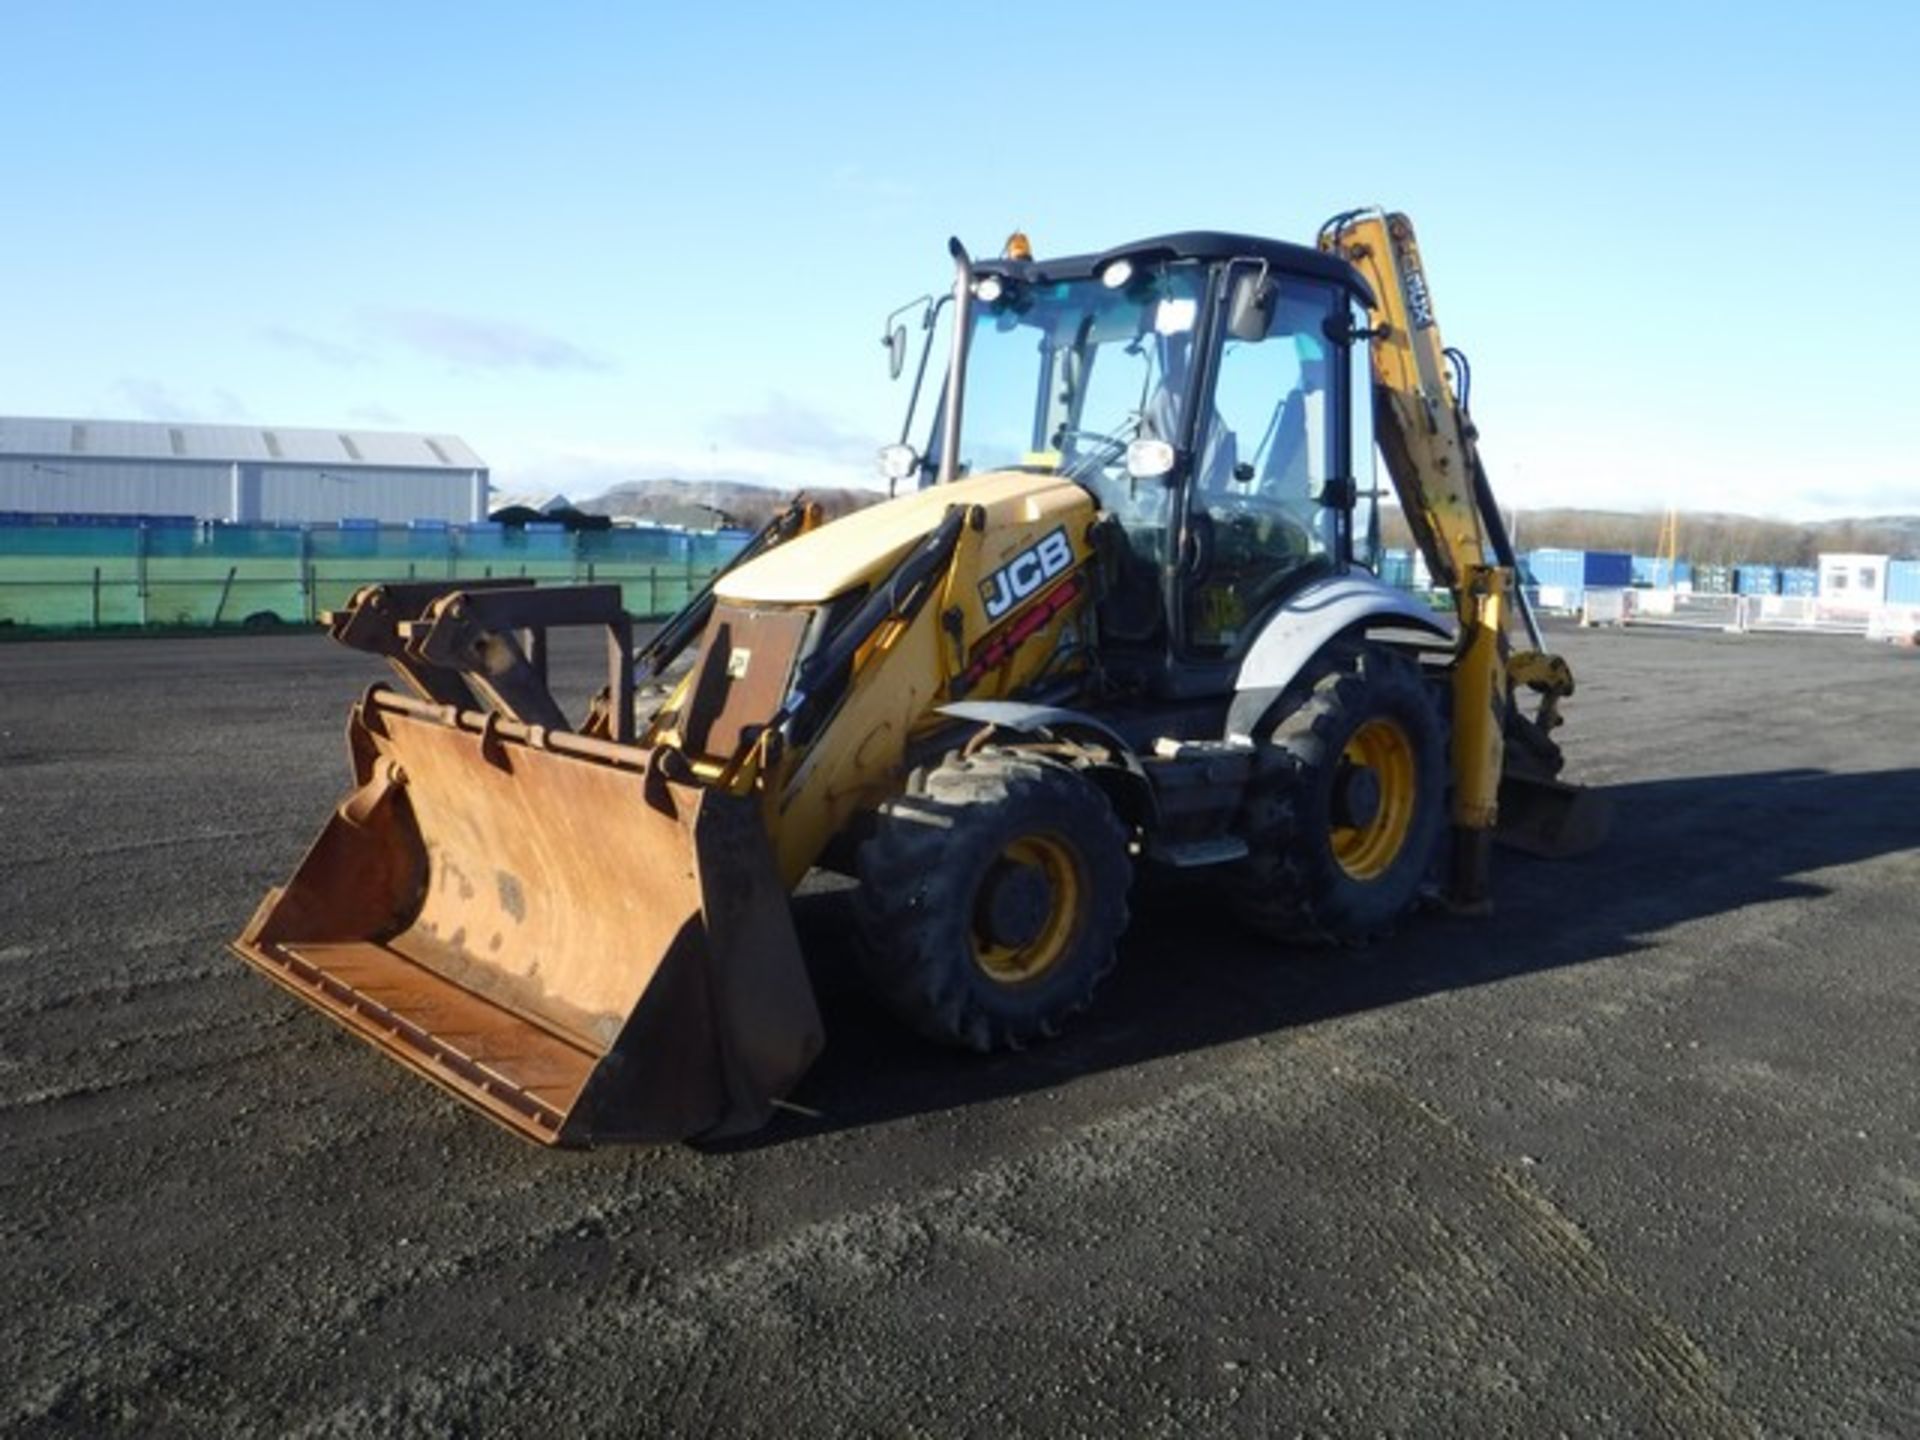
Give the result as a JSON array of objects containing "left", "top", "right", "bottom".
[{"left": 2, "top": 623, "right": 1917, "bottom": 1437}]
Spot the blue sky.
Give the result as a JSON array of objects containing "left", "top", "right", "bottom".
[{"left": 2, "top": 2, "right": 1914, "bottom": 518}]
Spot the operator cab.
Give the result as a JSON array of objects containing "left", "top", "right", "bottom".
[{"left": 890, "top": 233, "right": 1379, "bottom": 695}]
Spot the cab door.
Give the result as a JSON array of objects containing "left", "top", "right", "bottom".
[{"left": 1178, "top": 270, "right": 1349, "bottom": 655}]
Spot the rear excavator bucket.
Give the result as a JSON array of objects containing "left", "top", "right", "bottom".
[
  {"left": 1497, "top": 770, "right": 1614, "bottom": 859},
  {"left": 1495, "top": 717, "right": 1613, "bottom": 860},
  {"left": 231, "top": 583, "right": 822, "bottom": 1145}
]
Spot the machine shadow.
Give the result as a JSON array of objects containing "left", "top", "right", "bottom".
[{"left": 720, "top": 765, "right": 1920, "bottom": 1149}]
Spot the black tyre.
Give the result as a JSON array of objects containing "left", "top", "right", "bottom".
[
  {"left": 1230, "top": 643, "right": 1447, "bottom": 944},
  {"left": 852, "top": 748, "right": 1133, "bottom": 1050}
]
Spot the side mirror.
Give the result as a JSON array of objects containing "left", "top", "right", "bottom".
[
  {"left": 1125, "top": 438, "right": 1176, "bottom": 480},
  {"left": 877, "top": 443, "right": 921, "bottom": 485},
  {"left": 885, "top": 323, "right": 908, "bottom": 379},
  {"left": 1227, "top": 270, "right": 1275, "bottom": 342},
  {"left": 1312, "top": 475, "right": 1357, "bottom": 508}
]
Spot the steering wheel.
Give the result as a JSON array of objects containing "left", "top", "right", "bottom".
[{"left": 1053, "top": 425, "right": 1132, "bottom": 459}]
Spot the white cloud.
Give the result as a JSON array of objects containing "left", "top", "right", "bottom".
[
  {"left": 111, "top": 378, "right": 251, "bottom": 423},
  {"left": 714, "top": 393, "right": 880, "bottom": 468},
  {"left": 370, "top": 310, "right": 614, "bottom": 373},
  {"left": 260, "top": 324, "right": 369, "bottom": 368}
]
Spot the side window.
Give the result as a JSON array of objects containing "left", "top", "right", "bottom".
[
  {"left": 1074, "top": 334, "right": 1176, "bottom": 569},
  {"left": 1186, "top": 278, "right": 1340, "bottom": 651},
  {"left": 1074, "top": 308, "right": 1199, "bottom": 570},
  {"left": 953, "top": 324, "right": 1049, "bottom": 476}
]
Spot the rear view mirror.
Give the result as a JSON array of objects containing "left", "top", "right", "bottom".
[
  {"left": 885, "top": 324, "right": 908, "bottom": 379},
  {"left": 1227, "top": 269, "right": 1275, "bottom": 342}
]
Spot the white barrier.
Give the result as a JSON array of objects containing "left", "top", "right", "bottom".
[
  {"left": 1620, "top": 589, "right": 1889, "bottom": 638},
  {"left": 1624, "top": 590, "right": 1742, "bottom": 630},
  {"left": 1867, "top": 604, "right": 1920, "bottom": 644},
  {"left": 1740, "top": 595, "right": 1870, "bottom": 635}
]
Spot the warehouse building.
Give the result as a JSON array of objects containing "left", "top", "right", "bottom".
[{"left": 0, "top": 416, "right": 488, "bottom": 525}]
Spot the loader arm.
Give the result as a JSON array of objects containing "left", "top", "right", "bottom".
[
  {"left": 1319, "top": 210, "right": 1606, "bottom": 902},
  {"left": 632, "top": 495, "right": 824, "bottom": 684}
]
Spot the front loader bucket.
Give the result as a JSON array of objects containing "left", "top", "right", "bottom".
[{"left": 232, "top": 692, "right": 823, "bottom": 1146}]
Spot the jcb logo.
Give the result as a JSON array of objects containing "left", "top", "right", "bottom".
[
  {"left": 980, "top": 527, "right": 1073, "bottom": 620},
  {"left": 1403, "top": 264, "right": 1435, "bottom": 330}
]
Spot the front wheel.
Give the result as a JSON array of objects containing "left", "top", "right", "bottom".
[
  {"left": 1230, "top": 643, "right": 1448, "bottom": 944},
  {"left": 852, "top": 748, "right": 1132, "bottom": 1050}
]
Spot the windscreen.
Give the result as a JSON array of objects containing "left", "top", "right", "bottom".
[{"left": 945, "top": 262, "right": 1208, "bottom": 482}]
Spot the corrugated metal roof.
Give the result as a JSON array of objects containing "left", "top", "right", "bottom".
[{"left": 0, "top": 416, "right": 485, "bottom": 469}]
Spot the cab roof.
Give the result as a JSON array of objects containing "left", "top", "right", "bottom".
[{"left": 974, "top": 230, "right": 1374, "bottom": 306}]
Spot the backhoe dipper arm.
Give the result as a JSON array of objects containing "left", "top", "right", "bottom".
[{"left": 1319, "top": 209, "right": 1579, "bottom": 906}]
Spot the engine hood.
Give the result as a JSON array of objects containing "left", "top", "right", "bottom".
[{"left": 715, "top": 470, "right": 1092, "bottom": 606}]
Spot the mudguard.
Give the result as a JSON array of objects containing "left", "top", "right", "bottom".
[{"left": 1227, "top": 570, "right": 1451, "bottom": 740}]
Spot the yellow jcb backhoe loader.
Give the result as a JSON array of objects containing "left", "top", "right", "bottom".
[{"left": 233, "top": 209, "right": 1609, "bottom": 1145}]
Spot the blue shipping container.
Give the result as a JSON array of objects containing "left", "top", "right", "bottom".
[
  {"left": 1524, "top": 549, "right": 1586, "bottom": 591},
  {"left": 1377, "top": 548, "right": 1416, "bottom": 590},
  {"left": 1735, "top": 565, "right": 1779, "bottom": 596},
  {"left": 1780, "top": 567, "right": 1818, "bottom": 597},
  {"left": 1888, "top": 560, "right": 1920, "bottom": 606},
  {"left": 1582, "top": 550, "right": 1633, "bottom": 587},
  {"left": 1631, "top": 555, "right": 1688, "bottom": 587}
]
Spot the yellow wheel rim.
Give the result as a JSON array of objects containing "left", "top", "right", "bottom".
[
  {"left": 972, "top": 834, "right": 1083, "bottom": 985},
  {"left": 1331, "top": 717, "right": 1417, "bottom": 881}
]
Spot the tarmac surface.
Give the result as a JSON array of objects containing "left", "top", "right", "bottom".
[{"left": 2, "top": 622, "right": 1917, "bottom": 1437}]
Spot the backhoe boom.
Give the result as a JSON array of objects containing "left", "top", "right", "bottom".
[{"left": 1320, "top": 209, "right": 1604, "bottom": 900}]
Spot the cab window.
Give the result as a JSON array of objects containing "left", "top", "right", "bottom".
[{"left": 1186, "top": 277, "right": 1340, "bottom": 651}]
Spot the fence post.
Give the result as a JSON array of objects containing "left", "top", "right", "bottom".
[
  {"left": 91, "top": 566, "right": 101, "bottom": 629},
  {"left": 136, "top": 524, "right": 149, "bottom": 627},
  {"left": 299, "top": 528, "right": 315, "bottom": 624},
  {"left": 211, "top": 566, "right": 238, "bottom": 627},
  {"left": 648, "top": 567, "right": 658, "bottom": 617}
]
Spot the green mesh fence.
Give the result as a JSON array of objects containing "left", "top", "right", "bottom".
[{"left": 0, "top": 522, "right": 750, "bottom": 632}]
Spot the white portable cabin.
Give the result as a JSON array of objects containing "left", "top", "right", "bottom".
[{"left": 1817, "top": 553, "right": 1889, "bottom": 615}]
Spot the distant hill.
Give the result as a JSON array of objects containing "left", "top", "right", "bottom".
[
  {"left": 578, "top": 478, "right": 881, "bottom": 531},
  {"left": 1384, "top": 507, "right": 1920, "bottom": 566}
]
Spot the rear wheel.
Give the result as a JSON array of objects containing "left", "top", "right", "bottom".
[
  {"left": 1230, "top": 643, "right": 1447, "bottom": 944},
  {"left": 853, "top": 748, "right": 1132, "bottom": 1050}
]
